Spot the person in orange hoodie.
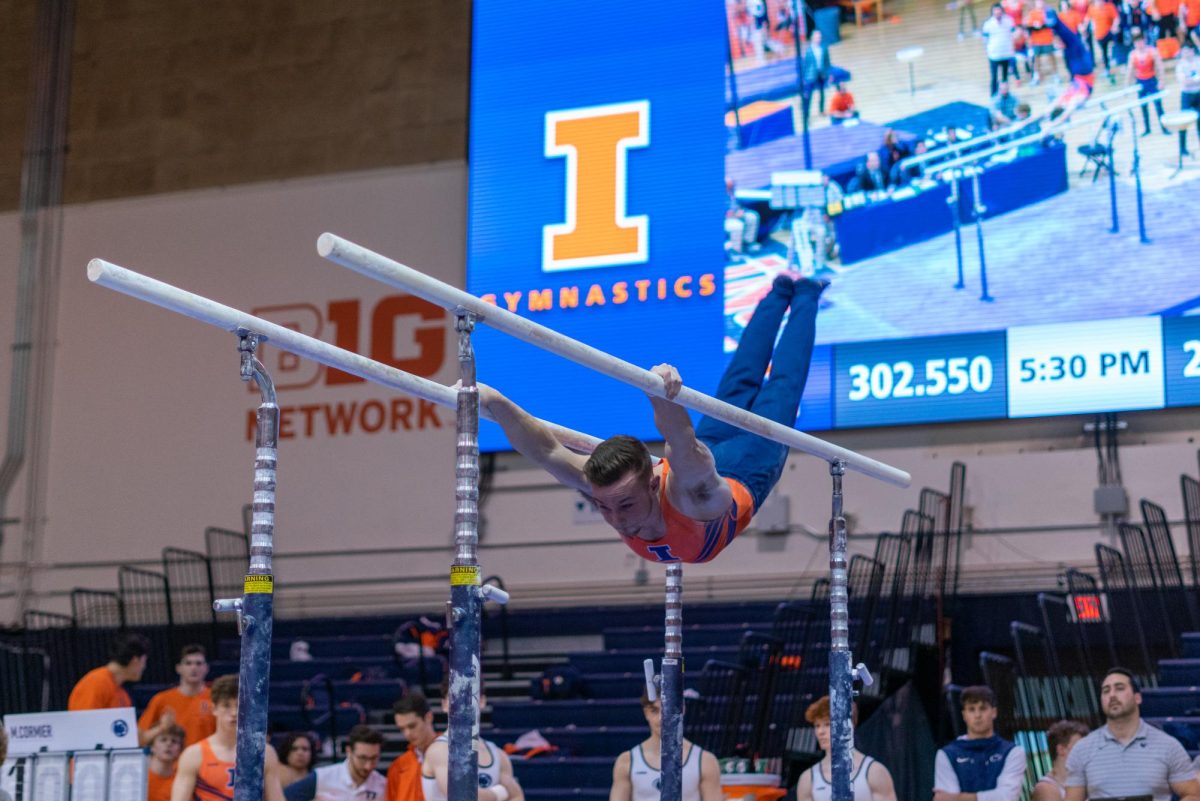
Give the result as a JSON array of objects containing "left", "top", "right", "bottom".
[
  {"left": 147, "top": 724, "right": 187, "bottom": 801},
  {"left": 68, "top": 631, "right": 170, "bottom": 748},
  {"left": 1026, "top": 0, "right": 1061, "bottom": 82},
  {"left": 386, "top": 692, "right": 440, "bottom": 801}
]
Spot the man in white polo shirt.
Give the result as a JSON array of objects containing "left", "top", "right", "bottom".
[
  {"left": 1065, "top": 668, "right": 1200, "bottom": 801},
  {"left": 284, "top": 725, "right": 387, "bottom": 801}
]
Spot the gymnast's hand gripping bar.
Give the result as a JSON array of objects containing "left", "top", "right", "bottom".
[
  {"left": 85, "top": 259, "right": 603, "bottom": 456},
  {"left": 316, "top": 234, "right": 911, "bottom": 488}
]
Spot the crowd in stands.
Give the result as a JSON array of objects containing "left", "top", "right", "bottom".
[
  {"left": 723, "top": 0, "right": 1200, "bottom": 271},
  {"left": 38, "top": 627, "right": 1200, "bottom": 801}
]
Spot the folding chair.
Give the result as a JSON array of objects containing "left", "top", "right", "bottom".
[{"left": 1077, "top": 116, "right": 1119, "bottom": 182}]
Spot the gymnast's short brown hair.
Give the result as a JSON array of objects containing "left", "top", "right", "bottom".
[{"left": 584, "top": 435, "right": 653, "bottom": 487}]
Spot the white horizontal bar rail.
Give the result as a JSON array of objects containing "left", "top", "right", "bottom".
[
  {"left": 902, "top": 88, "right": 1163, "bottom": 173},
  {"left": 928, "top": 90, "right": 1167, "bottom": 174},
  {"left": 316, "top": 234, "right": 911, "bottom": 488},
  {"left": 85, "top": 259, "right": 604, "bottom": 455}
]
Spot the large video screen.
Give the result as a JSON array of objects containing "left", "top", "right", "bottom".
[{"left": 467, "top": 0, "right": 1200, "bottom": 451}]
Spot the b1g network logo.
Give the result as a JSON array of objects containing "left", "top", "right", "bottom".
[
  {"left": 246, "top": 296, "right": 447, "bottom": 441},
  {"left": 542, "top": 100, "right": 649, "bottom": 272}
]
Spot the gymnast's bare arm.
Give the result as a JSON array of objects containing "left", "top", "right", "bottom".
[
  {"left": 478, "top": 383, "right": 591, "bottom": 493},
  {"left": 647, "top": 364, "right": 732, "bottom": 521}
]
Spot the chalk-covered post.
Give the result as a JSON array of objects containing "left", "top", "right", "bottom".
[
  {"left": 660, "top": 564, "right": 684, "bottom": 801},
  {"left": 828, "top": 460, "right": 854, "bottom": 801},
  {"left": 228, "top": 332, "right": 278, "bottom": 801},
  {"left": 448, "top": 310, "right": 482, "bottom": 801}
]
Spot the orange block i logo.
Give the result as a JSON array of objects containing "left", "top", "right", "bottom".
[{"left": 542, "top": 100, "right": 650, "bottom": 272}]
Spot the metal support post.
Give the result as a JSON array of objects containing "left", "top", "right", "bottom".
[
  {"left": 970, "top": 169, "right": 993, "bottom": 302},
  {"left": 660, "top": 564, "right": 684, "bottom": 801},
  {"left": 448, "top": 309, "right": 482, "bottom": 801},
  {"left": 828, "top": 460, "right": 854, "bottom": 801},
  {"left": 1107, "top": 127, "right": 1120, "bottom": 233},
  {"left": 947, "top": 174, "right": 965, "bottom": 290},
  {"left": 218, "top": 332, "right": 278, "bottom": 801},
  {"left": 1128, "top": 110, "right": 1149, "bottom": 244}
]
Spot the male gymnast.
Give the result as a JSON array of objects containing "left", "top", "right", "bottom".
[
  {"left": 478, "top": 273, "right": 824, "bottom": 564},
  {"left": 1044, "top": 9, "right": 1099, "bottom": 120}
]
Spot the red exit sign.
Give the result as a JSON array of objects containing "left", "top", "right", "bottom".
[{"left": 1069, "top": 593, "right": 1108, "bottom": 623}]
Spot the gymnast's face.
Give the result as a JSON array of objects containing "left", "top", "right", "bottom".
[
  {"left": 588, "top": 469, "right": 661, "bottom": 538},
  {"left": 642, "top": 699, "right": 662, "bottom": 738}
]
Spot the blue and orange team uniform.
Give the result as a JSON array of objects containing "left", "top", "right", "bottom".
[
  {"left": 1132, "top": 47, "right": 1157, "bottom": 84},
  {"left": 620, "top": 460, "right": 756, "bottom": 564},
  {"left": 620, "top": 275, "right": 823, "bottom": 565},
  {"left": 193, "top": 739, "right": 235, "bottom": 801},
  {"left": 1051, "top": 12, "right": 1096, "bottom": 100}
]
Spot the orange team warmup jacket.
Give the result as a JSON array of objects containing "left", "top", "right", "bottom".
[
  {"left": 147, "top": 770, "right": 175, "bottom": 801},
  {"left": 1060, "top": 7, "right": 1085, "bottom": 31},
  {"left": 139, "top": 687, "right": 217, "bottom": 746},
  {"left": 1025, "top": 8, "right": 1056, "bottom": 45},
  {"left": 67, "top": 667, "right": 131, "bottom": 710},
  {"left": 386, "top": 750, "right": 424, "bottom": 801},
  {"left": 1089, "top": 1, "right": 1118, "bottom": 38}
]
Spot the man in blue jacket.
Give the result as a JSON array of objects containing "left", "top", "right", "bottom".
[{"left": 934, "top": 686, "right": 1026, "bottom": 801}]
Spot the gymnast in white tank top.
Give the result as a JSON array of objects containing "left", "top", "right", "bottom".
[
  {"left": 795, "top": 695, "right": 898, "bottom": 801},
  {"left": 1031, "top": 720, "right": 1089, "bottom": 801},
  {"left": 803, "top": 755, "right": 879, "bottom": 801},
  {"left": 610, "top": 695, "right": 722, "bottom": 801},
  {"left": 628, "top": 741, "right": 705, "bottom": 801},
  {"left": 420, "top": 734, "right": 505, "bottom": 801}
]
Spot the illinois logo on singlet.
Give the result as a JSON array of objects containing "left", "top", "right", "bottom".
[
  {"left": 619, "top": 459, "right": 755, "bottom": 564},
  {"left": 194, "top": 739, "right": 234, "bottom": 801}
]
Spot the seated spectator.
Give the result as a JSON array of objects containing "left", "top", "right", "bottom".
[
  {"left": 890, "top": 140, "right": 930, "bottom": 186},
  {"left": 848, "top": 152, "right": 889, "bottom": 194},
  {"left": 285, "top": 725, "right": 387, "bottom": 801},
  {"left": 828, "top": 83, "right": 860, "bottom": 124},
  {"left": 724, "top": 177, "right": 761, "bottom": 260},
  {"left": 276, "top": 732, "right": 318, "bottom": 789},
  {"left": 1015, "top": 102, "right": 1035, "bottom": 126},
  {"left": 934, "top": 685, "right": 1026, "bottom": 801},
  {"left": 991, "top": 80, "right": 1020, "bottom": 127},
  {"left": 1065, "top": 668, "right": 1200, "bottom": 801},
  {"left": 795, "top": 695, "right": 898, "bottom": 801},
  {"left": 1032, "top": 720, "right": 1089, "bottom": 801},
  {"left": 147, "top": 724, "right": 187, "bottom": 801},
  {"left": 882, "top": 128, "right": 911, "bottom": 171}
]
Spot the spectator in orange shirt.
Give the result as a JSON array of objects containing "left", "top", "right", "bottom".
[
  {"left": 386, "top": 692, "right": 440, "bottom": 801},
  {"left": 138, "top": 644, "right": 217, "bottom": 748},
  {"left": 67, "top": 631, "right": 154, "bottom": 720},
  {"left": 1060, "top": 0, "right": 1087, "bottom": 32},
  {"left": 1156, "top": 0, "right": 1182, "bottom": 37},
  {"left": 1090, "top": 0, "right": 1120, "bottom": 74},
  {"left": 1182, "top": 0, "right": 1200, "bottom": 45},
  {"left": 1026, "top": 0, "right": 1061, "bottom": 82},
  {"left": 147, "top": 723, "right": 186, "bottom": 801},
  {"left": 828, "top": 83, "right": 860, "bottom": 124}
]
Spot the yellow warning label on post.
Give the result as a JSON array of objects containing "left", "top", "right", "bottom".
[
  {"left": 450, "top": 566, "right": 481, "bottom": 586},
  {"left": 244, "top": 575, "right": 274, "bottom": 594}
]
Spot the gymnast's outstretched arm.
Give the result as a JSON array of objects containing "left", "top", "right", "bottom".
[
  {"left": 647, "top": 364, "right": 732, "bottom": 521},
  {"left": 478, "top": 383, "right": 591, "bottom": 493}
]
